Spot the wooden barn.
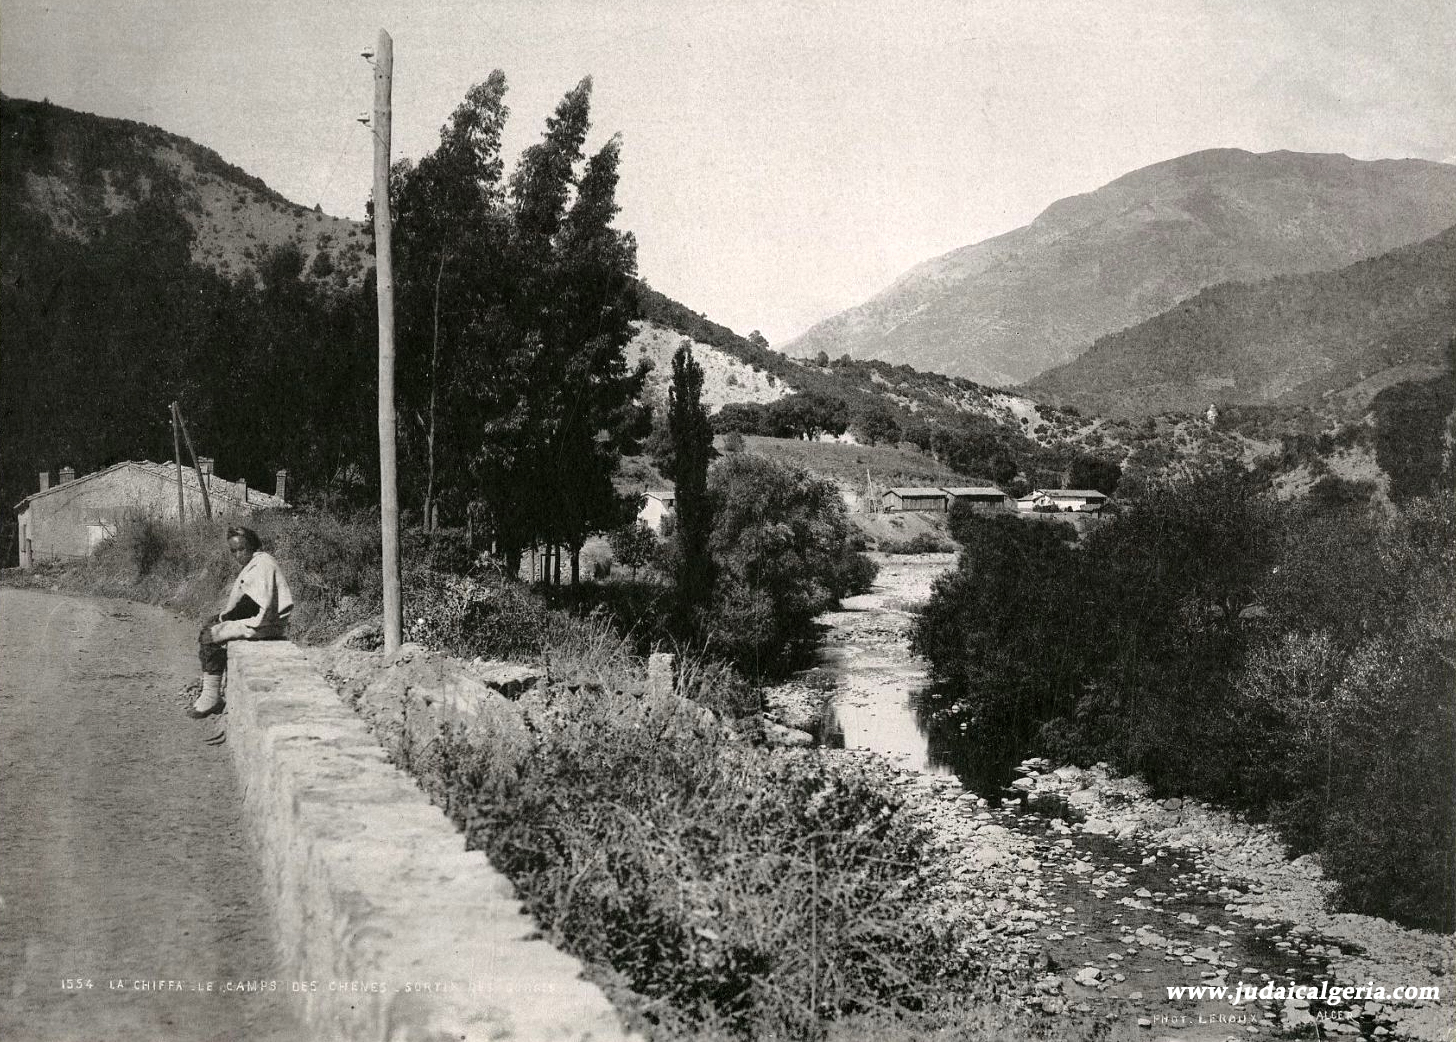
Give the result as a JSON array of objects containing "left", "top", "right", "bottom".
[
  {"left": 882, "top": 487, "right": 950, "bottom": 512},
  {"left": 942, "top": 486, "right": 1011, "bottom": 511}
]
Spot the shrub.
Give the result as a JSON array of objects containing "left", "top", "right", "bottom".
[
  {"left": 878, "top": 532, "right": 955, "bottom": 554},
  {"left": 703, "top": 454, "right": 877, "bottom": 674},
  {"left": 404, "top": 573, "right": 554, "bottom": 660}
]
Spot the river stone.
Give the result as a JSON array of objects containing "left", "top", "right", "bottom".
[
  {"left": 967, "top": 846, "right": 1012, "bottom": 869},
  {"left": 1082, "top": 818, "right": 1114, "bottom": 835},
  {"left": 762, "top": 722, "right": 814, "bottom": 747}
]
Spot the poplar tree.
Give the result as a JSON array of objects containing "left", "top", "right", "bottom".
[
  {"left": 390, "top": 72, "right": 510, "bottom": 529},
  {"left": 668, "top": 342, "right": 715, "bottom": 618},
  {"left": 393, "top": 75, "right": 645, "bottom": 577}
]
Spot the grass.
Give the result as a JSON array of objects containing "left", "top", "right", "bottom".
[{"left": 741, "top": 435, "right": 980, "bottom": 488}]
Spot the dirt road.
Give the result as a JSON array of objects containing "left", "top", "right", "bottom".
[{"left": 0, "top": 589, "right": 298, "bottom": 1041}]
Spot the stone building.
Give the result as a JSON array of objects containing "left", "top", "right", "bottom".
[{"left": 14, "top": 459, "right": 288, "bottom": 569}]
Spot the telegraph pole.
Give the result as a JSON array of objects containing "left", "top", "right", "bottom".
[
  {"left": 371, "top": 29, "right": 403, "bottom": 655},
  {"left": 171, "top": 403, "right": 186, "bottom": 524},
  {"left": 173, "top": 402, "right": 212, "bottom": 521}
]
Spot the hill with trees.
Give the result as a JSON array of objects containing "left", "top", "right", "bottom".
[
  {"left": 0, "top": 94, "right": 368, "bottom": 288},
  {"left": 1026, "top": 225, "right": 1456, "bottom": 417},
  {"left": 784, "top": 149, "right": 1456, "bottom": 385}
]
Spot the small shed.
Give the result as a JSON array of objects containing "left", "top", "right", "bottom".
[
  {"left": 637, "top": 488, "right": 676, "bottom": 534},
  {"left": 15, "top": 460, "right": 288, "bottom": 569},
  {"left": 942, "top": 486, "right": 1010, "bottom": 511},
  {"left": 882, "top": 487, "right": 950, "bottom": 513}
]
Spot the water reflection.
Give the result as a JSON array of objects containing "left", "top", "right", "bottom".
[{"left": 913, "top": 682, "right": 1037, "bottom": 799}]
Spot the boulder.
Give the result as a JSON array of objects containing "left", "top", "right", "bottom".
[{"left": 762, "top": 721, "right": 814, "bottom": 747}]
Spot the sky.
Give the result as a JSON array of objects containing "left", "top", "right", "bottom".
[{"left": 2, "top": 0, "right": 1453, "bottom": 345}]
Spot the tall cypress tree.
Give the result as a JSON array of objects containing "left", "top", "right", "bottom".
[{"left": 668, "top": 342, "right": 715, "bottom": 618}]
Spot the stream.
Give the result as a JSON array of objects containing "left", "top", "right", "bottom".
[{"left": 772, "top": 552, "right": 1448, "bottom": 1041}]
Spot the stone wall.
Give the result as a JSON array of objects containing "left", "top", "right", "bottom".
[{"left": 225, "top": 641, "right": 636, "bottom": 1042}]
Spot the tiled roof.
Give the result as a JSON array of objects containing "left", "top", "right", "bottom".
[
  {"left": 14, "top": 460, "right": 287, "bottom": 511},
  {"left": 1039, "top": 488, "right": 1107, "bottom": 498},
  {"left": 942, "top": 487, "right": 1006, "bottom": 497},
  {"left": 886, "top": 487, "right": 948, "bottom": 497}
]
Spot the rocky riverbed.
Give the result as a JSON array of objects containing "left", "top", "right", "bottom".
[{"left": 766, "top": 552, "right": 1455, "bottom": 1042}]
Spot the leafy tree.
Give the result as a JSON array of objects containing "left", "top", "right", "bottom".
[
  {"left": 712, "top": 401, "right": 775, "bottom": 436},
  {"left": 1372, "top": 357, "right": 1456, "bottom": 501},
  {"left": 1068, "top": 455, "right": 1122, "bottom": 496},
  {"left": 769, "top": 392, "right": 848, "bottom": 440},
  {"left": 391, "top": 74, "right": 647, "bottom": 580},
  {"left": 608, "top": 520, "right": 658, "bottom": 581},
  {"left": 705, "top": 454, "right": 876, "bottom": 674},
  {"left": 389, "top": 72, "right": 511, "bottom": 529},
  {"left": 852, "top": 401, "right": 902, "bottom": 446}
]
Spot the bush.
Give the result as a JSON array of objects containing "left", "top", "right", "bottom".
[
  {"left": 703, "top": 455, "right": 878, "bottom": 674},
  {"left": 878, "top": 532, "right": 955, "bottom": 554},
  {"left": 404, "top": 573, "right": 555, "bottom": 660}
]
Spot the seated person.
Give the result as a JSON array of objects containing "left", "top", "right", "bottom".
[{"left": 188, "top": 526, "right": 293, "bottom": 718}]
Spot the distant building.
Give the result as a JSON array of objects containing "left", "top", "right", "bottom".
[
  {"left": 637, "top": 488, "right": 676, "bottom": 534},
  {"left": 942, "top": 487, "right": 1011, "bottom": 512},
  {"left": 1015, "top": 488, "right": 1107, "bottom": 513},
  {"left": 882, "top": 487, "right": 950, "bottom": 512},
  {"left": 883, "top": 486, "right": 1013, "bottom": 513},
  {"left": 14, "top": 460, "right": 288, "bottom": 569}
]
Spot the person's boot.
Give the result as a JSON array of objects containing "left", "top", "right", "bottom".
[{"left": 187, "top": 674, "right": 224, "bottom": 718}]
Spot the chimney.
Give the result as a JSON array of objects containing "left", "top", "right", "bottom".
[
  {"left": 275, "top": 469, "right": 288, "bottom": 503},
  {"left": 239, "top": 478, "right": 248, "bottom": 504},
  {"left": 39, "top": 470, "right": 50, "bottom": 492},
  {"left": 59, "top": 466, "right": 75, "bottom": 484},
  {"left": 198, "top": 457, "right": 213, "bottom": 487}
]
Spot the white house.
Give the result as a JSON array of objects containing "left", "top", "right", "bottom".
[
  {"left": 1016, "top": 488, "right": 1107, "bottom": 513},
  {"left": 637, "top": 489, "right": 676, "bottom": 534}
]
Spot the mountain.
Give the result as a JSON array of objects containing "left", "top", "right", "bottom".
[
  {"left": 0, "top": 95, "right": 368, "bottom": 286},
  {"left": 1024, "top": 226, "right": 1456, "bottom": 417},
  {"left": 784, "top": 149, "right": 1456, "bottom": 386}
]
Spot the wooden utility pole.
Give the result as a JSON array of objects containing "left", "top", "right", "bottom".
[
  {"left": 371, "top": 28, "right": 403, "bottom": 655},
  {"left": 171, "top": 403, "right": 186, "bottom": 524},
  {"left": 173, "top": 402, "right": 212, "bottom": 520}
]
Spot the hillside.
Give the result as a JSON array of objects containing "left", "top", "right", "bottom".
[
  {"left": 0, "top": 95, "right": 368, "bottom": 287},
  {"left": 784, "top": 149, "right": 1456, "bottom": 386},
  {"left": 628, "top": 322, "right": 790, "bottom": 412},
  {"left": 1025, "top": 225, "right": 1456, "bottom": 417}
]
